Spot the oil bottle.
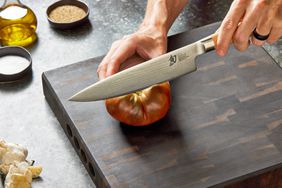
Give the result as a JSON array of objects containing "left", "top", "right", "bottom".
[{"left": 0, "top": 0, "right": 37, "bottom": 46}]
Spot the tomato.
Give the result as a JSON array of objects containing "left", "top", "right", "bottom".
[{"left": 105, "top": 82, "right": 171, "bottom": 126}]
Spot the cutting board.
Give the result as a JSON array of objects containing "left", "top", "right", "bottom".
[{"left": 42, "top": 22, "right": 282, "bottom": 188}]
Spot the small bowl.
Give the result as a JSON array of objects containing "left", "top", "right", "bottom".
[
  {"left": 47, "top": 0, "right": 89, "bottom": 29},
  {"left": 0, "top": 46, "right": 32, "bottom": 83}
]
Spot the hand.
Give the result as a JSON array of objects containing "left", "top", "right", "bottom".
[
  {"left": 216, "top": 0, "right": 282, "bottom": 56},
  {"left": 97, "top": 25, "right": 167, "bottom": 80}
]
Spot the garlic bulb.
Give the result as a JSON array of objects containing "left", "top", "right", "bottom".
[{"left": 0, "top": 139, "right": 28, "bottom": 174}]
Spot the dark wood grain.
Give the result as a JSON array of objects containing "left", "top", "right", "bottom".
[
  {"left": 224, "top": 167, "right": 282, "bottom": 188},
  {"left": 42, "top": 22, "right": 282, "bottom": 188}
]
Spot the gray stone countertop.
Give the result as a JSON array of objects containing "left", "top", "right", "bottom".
[{"left": 0, "top": 0, "right": 280, "bottom": 187}]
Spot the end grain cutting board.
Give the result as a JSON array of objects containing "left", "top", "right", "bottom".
[{"left": 42, "top": 22, "right": 282, "bottom": 188}]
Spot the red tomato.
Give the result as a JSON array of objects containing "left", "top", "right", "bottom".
[{"left": 105, "top": 82, "right": 171, "bottom": 126}]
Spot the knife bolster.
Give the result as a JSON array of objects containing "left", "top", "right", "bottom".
[
  {"left": 200, "top": 33, "right": 217, "bottom": 52},
  {"left": 202, "top": 38, "right": 215, "bottom": 52}
]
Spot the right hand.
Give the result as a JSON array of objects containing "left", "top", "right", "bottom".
[
  {"left": 216, "top": 0, "right": 282, "bottom": 56},
  {"left": 97, "top": 25, "right": 167, "bottom": 80}
]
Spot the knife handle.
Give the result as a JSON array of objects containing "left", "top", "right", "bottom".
[{"left": 200, "top": 33, "right": 218, "bottom": 52}]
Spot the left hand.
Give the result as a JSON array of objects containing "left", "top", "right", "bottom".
[{"left": 216, "top": 0, "right": 282, "bottom": 56}]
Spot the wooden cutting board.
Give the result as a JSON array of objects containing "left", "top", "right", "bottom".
[{"left": 42, "top": 22, "right": 282, "bottom": 188}]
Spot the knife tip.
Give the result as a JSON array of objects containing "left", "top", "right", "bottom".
[
  {"left": 68, "top": 96, "right": 76, "bottom": 101},
  {"left": 68, "top": 97, "right": 75, "bottom": 101},
  {"left": 68, "top": 94, "right": 81, "bottom": 102},
  {"left": 68, "top": 94, "right": 99, "bottom": 102}
]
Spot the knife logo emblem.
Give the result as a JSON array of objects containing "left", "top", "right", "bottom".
[{"left": 169, "top": 55, "right": 177, "bottom": 66}]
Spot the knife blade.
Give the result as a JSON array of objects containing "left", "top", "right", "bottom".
[{"left": 69, "top": 34, "right": 217, "bottom": 102}]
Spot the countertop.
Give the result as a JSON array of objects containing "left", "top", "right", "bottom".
[{"left": 0, "top": 0, "right": 280, "bottom": 187}]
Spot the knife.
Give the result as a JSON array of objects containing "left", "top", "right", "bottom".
[{"left": 69, "top": 33, "right": 217, "bottom": 102}]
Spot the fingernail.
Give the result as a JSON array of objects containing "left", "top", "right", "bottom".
[
  {"left": 217, "top": 49, "right": 225, "bottom": 57},
  {"left": 99, "top": 75, "right": 104, "bottom": 80}
]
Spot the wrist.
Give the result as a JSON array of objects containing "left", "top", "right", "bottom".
[
  {"left": 140, "top": 0, "right": 170, "bottom": 36},
  {"left": 138, "top": 22, "right": 168, "bottom": 39}
]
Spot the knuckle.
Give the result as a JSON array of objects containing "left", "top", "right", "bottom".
[
  {"left": 260, "top": 17, "right": 272, "bottom": 26},
  {"left": 108, "top": 57, "right": 116, "bottom": 65},
  {"left": 121, "top": 35, "right": 135, "bottom": 45},
  {"left": 157, "top": 46, "right": 167, "bottom": 55},
  {"left": 261, "top": 10, "right": 275, "bottom": 24},
  {"left": 97, "top": 64, "right": 105, "bottom": 72},
  {"left": 123, "top": 34, "right": 137, "bottom": 43},
  {"left": 122, "top": 35, "right": 130, "bottom": 40},
  {"left": 256, "top": 0, "right": 269, "bottom": 9},
  {"left": 155, "top": 50, "right": 165, "bottom": 57},
  {"left": 112, "top": 40, "right": 121, "bottom": 48},
  {"left": 270, "top": 0, "right": 280, "bottom": 9},
  {"left": 235, "top": 0, "right": 248, "bottom": 7},
  {"left": 234, "top": 32, "right": 248, "bottom": 44},
  {"left": 125, "top": 38, "right": 136, "bottom": 48},
  {"left": 222, "top": 18, "right": 235, "bottom": 31}
]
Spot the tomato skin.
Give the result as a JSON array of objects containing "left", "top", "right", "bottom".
[{"left": 105, "top": 82, "right": 171, "bottom": 126}]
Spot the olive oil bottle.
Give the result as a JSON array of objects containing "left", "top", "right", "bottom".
[{"left": 0, "top": 0, "right": 37, "bottom": 46}]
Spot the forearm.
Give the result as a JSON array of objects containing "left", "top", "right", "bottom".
[{"left": 140, "top": 0, "right": 189, "bottom": 35}]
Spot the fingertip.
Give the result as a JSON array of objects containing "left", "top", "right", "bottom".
[
  {"left": 105, "top": 71, "right": 113, "bottom": 78},
  {"left": 216, "top": 48, "right": 226, "bottom": 57},
  {"left": 216, "top": 30, "right": 230, "bottom": 57},
  {"left": 233, "top": 43, "right": 249, "bottom": 52},
  {"left": 216, "top": 38, "right": 227, "bottom": 56},
  {"left": 105, "top": 65, "right": 118, "bottom": 78},
  {"left": 99, "top": 73, "right": 105, "bottom": 80}
]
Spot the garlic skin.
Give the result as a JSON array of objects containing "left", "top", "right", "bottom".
[
  {"left": 0, "top": 139, "right": 42, "bottom": 188},
  {"left": 4, "top": 162, "right": 32, "bottom": 188},
  {"left": 28, "top": 165, "right": 42, "bottom": 178},
  {"left": 3, "top": 162, "right": 42, "bottom": 188},
  {"left": 0, "top": 139, "right": 28, "bottom": 174}
]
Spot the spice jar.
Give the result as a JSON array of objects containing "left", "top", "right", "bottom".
[{"left": 0, "top": 0, "right": 37, "bottom": 46}]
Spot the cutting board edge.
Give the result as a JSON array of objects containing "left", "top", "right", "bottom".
[{"left": 42, "top": 73, "right": 111, "bottom": 188}]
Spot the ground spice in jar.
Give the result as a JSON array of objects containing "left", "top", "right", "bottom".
[{"left": 49, "top": 5, "right": 86, "bottom": 23}]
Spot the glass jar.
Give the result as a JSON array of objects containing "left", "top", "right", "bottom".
[{"left": 0, "top": 0, "right": 37, "bottom": 46}]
